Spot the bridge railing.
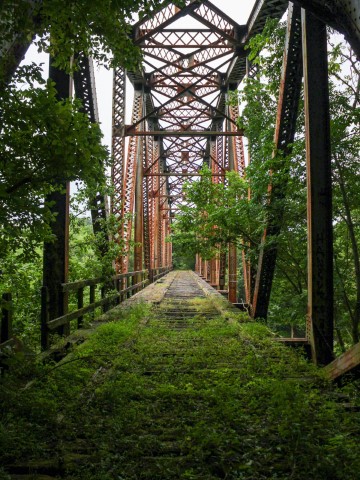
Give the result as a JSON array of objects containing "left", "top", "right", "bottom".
[
  {"left": 41, "top": 270, "right": 148, "bottom": 350},
  {"left": 149, "top": 265, "right": 173, "bottom": 283},
  {"left": 0, "top": 293, "right": 13, "bottom": 349},
  {"left": 1, "top": 266, "right": 173, "bottom": 353}
]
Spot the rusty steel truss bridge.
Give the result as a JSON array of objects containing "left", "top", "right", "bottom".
[{"left": 1, "top": 0, "right": 360, "bottom": 367}]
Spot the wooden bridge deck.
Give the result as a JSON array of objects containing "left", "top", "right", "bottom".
[{"left": 2, "top": 271, "right": 360, "bottom": 480}]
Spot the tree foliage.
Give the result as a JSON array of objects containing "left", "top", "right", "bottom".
[
  {"left": 171, "top": 167, "right": 264, "bottom": 261},
  {"left": 0, "top": 65, "right": 109, "bottom": 258},
  {"left": 0, "top": 0, "right": 181, "bottom": 80},
  {"left": 0, "top": 0, "right": 179, "bottom": 342},
  {"left": 172, "top": 19, "right": 360, "bottom": 345}
]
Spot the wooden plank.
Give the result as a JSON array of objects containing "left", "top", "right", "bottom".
[
  {"left": 324, "top": 343, "right": 360, "bottom": 380},
  {"left": 62, "top": 276, "right": 104, "bottom": 292},
  {"left": 47, "top": 295, "right": 118, "bottom": 330},
  {"left": 62, "top": 270, "right": 147, "bottom": 292},
  {"left": 48, "top": 279, "right": 149, "bottom": 330},
  {"left": 274, "top": 338, "right": 308, "bottom": 343}
]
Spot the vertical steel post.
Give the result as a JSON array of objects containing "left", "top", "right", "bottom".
[
  {"left": 149, "top": 136, "right": 159, "bottom": 271},
  {"left": 153, "top": 142, "right": 161, "bottom": 269},
  {"left": 252, "top": 4, "right": 303, "bottom": 319},
  {"left": 134, "top": 121, "right": 144, "bottom": 281},
  {"left": 215, "top": 252, "right": 220, "bottom": 288},
  {"left": 209, "top": 138, "right": 219, "bottom": 288},
  {"left": 167, "top": 219, "right": 172, "bottom": 267},
  {"left": 210, "top": 257, "right": 217, "bottom": 288},
  {"left": 142, "top": 125, "right": 152, "bottom": 274},
  {"left": 120, "top": 89, "right": 144, "bottom": 273},
  {"left": 158, "top": 203, "right": 163, "bottom": 268},
  {"left": 228, "top": 243, "right": 237, "bottom": 303},
  {"left": 219, "top": 253, "right": 226, "bottom": 291},
  {"left": 163, "top": 214, "right": 168, "bottom": 267},
  {"left": 43, "top": 60, "right": 70, "bottom": 335},
  {"left": 195, "top": 254, "right": 199, "bottom": 273},
  {"left": 111, "top": 67, "right": 126, "bottom": 216},
  {"left": 227, "top": 105, "right": 238, "bottom": 303},
  {"left": 302, "top": 9, "right": 333, "bottom": 365},
  {"left": 111, "top": 67, "right": 126, "bottom": 272}
]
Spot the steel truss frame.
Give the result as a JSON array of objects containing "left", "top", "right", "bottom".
[
  {"left": 0, "top": 0, "right": 357, "bottom": 366},
  {"left": 73, "top": 54, "right": 109, "bottom": 249},
  {"left": 112, "top": 0, "right": 249, "bottom": 280},
  {"left": 252, "top": 3, "right": 303, "bottom": 319},
  {"left": 109, "top": 0, "right": 359, "bottom": 365}
]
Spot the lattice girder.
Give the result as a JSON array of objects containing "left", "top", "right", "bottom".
[
  {"left": 118, "top": 90, "right": 145, "bottom": 273},
  {"left": 114, "top": 0, "right": 249, "bottom": 274}
]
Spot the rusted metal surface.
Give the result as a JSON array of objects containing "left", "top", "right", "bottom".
[
  {"left": 119, "top": 1, "right": 247, "bottom": 223},
  {"left": 111, "top": 66, "right": 126, "bottom": 242},
  {"left": 295, "top": 0, "right": 360, "bottom": 58},
  {"left": 43, "top": 61, "right": 70, "bottom": 336},
  {"left": 109, "top": 1, "right": 343, "bottom": 364},
  {"left": 302, "top": 9, "right": 333, "bottom": 366},
  {"left": 113, "top": 0, "right": 248, "bottom": 276},
  {"left": 120, "top": 129, "right": 244, "bottom": 137},
  {"left": 118, "top": 89, "right": 144, "bottom": 273},
  {"left": 227, "top": 100, "right": 246, "bottom": 303},
  {"left": 228, "top": 243, "right": 237, "bottom": 303},
  {"left": 252, "top": 3, "right": 303, "bottom": 320},
  {"left": 73, "top": 54, "right": 108, "bottom": 248},
  {"left": 134, "top": 116, "right": 144, "bottom": 280}
]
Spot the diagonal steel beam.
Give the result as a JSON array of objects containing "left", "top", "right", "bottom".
[
  {"left": 252, "top": 2, "right": 303, "bottom": 320},
  {"left": 294, "top": 0, "right": 360, "bottom": 58},
  {"left": 73, "top": 53, "right": 109, "bottom": 250}
]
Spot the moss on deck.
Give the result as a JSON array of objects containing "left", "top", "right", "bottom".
[{"left": 1, "top": 275, "right": 360, "bottom": 479}]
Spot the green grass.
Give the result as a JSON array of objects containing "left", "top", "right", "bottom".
[{"left": 1, "top": 301, "right": 360, "bottom": 479}]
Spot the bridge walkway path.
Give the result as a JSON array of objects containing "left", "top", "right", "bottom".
[{"left": 2, "top": 271, "right": 359, "bottom": 480}]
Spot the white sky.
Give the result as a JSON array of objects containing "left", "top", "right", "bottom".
[{"left": 22, "top": 1, "right": 257, "bottom": 153}]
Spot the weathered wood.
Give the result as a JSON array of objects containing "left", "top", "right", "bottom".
[
  {"left": 151, "top": 266, "right": 172, "bottom": 282},
  {"left": 47, "top": 279, "right": 149, "bottom": 331},
  {"left": 41, "top": 287, "right": 50, "bottom": 351},
  {"left": 1, "top": 293, "right": 12, "bottom": 344},
  {"left": 44, "top": 270, "right": 150, "bottom": 347},
  {"left": 101, "top": 286, "right": 107, "bottom": 313},
  {"left": 324, "top": 342, "right": 360, "bottom": 380},
  {"left": 61, "top": 270, "right": 147, "bottom": 292},
  {"left": 47, "top": 295, "right": 118, "bottom": 330},
  {"left": 89, "top": 285, "right": 95, "bottom": 321},
  {"left": 77, "top": 287, "right": 84, "bottom": 328}
]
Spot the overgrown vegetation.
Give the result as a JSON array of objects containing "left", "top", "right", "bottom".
[
  {"left": 171, "top": 20, "right": 360, "bottom": 348},
  {"left": 1, "top": 301, "right": 360, "bottom": 479},
  {"left": 0, "top": 0, "right": 174, "bottom": 346}
]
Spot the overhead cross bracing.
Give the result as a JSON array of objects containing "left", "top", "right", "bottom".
[
  {"left": 107, "top": 0, "right": 360, "bottom": 367},
  {"left": 111, "top": 0, "right": 290, "bottom": 276},
  {"left": 1, "top": 0, "right": 360, "bottom": 373}
]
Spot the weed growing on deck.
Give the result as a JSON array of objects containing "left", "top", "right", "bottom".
[{"left": 0, "top": 301, "right": 360, "bottom": 479}]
